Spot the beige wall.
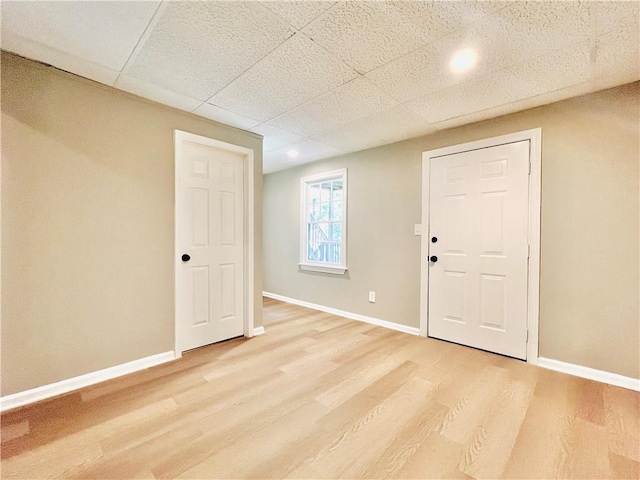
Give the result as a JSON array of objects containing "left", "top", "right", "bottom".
[
  {"left": 264, "top": 82, "right": 640, "bottom": 380},
  {"left": 1, "top": 52, "right": 263, "bottom": 396}
]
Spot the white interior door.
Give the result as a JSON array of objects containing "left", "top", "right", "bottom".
[
  {"left": 176, "top": 134, "right": 245, "bottom": 352},
  {"left": 427, "top": 141, "right": 530, "bottom": 359}
]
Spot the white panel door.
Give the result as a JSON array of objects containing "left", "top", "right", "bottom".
[
  {"left": 428, "top": 141, "right": 530, "bottom": 359},
  {"left": 177, "top": 137, "right": 244, "bottom": 351}
]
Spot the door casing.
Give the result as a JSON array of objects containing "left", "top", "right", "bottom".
[
  {"left": 420, "top": 128, "right": 542, "bottom": 364},
  {"left": 174, "top": 129, "right": 255, "bottom": 357}
]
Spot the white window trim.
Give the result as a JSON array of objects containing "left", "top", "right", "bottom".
[
  {"left": 299, "top": 263, "right": 347, "bottom": 275},
  {"left": 299, "top": 168, "right": 347, "bottom": 275}
]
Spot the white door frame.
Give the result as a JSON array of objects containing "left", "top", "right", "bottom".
[
  {"left": 420, "top": 128, "right": 542, "bottom": 364},
  {"left": 174, "top": 129, "right": 255, "bottom": 358}
]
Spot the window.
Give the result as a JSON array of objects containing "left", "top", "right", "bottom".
[{"left": 300, "top": 169, "right": 347, "bottom": 274}]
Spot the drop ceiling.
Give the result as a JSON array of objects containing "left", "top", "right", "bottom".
[{"left": 1, "top": 1, "right": 638, "bottom": 173}]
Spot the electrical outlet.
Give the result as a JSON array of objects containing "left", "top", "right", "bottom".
[
  {"left": 368, "top": 291, "right": 376, "bottom": 303},
  {"left": 414, "top": 224, "right": 422, "bottom": 236}
]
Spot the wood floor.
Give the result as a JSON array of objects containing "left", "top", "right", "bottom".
[{"left": 2, "top": 298, "right": 639, "bottom": 479}]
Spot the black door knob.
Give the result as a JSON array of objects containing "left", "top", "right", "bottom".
[
  {"left": 181, "top": 254, "right": 191, "bottom": 262},
  {"left": 429, "top": 256, "right": 438, "bottom": 263},
  {"left": 431, "top": 236, "right": 438, "bottom": 243}
]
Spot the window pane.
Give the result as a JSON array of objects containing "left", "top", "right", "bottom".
[
  {"left": 308, "top": 222, "right": 329, "bottom": 244},
  {"left": 307, "top": 241, "right": 317, "bottom": 262},
  {"left": 316, "top": 241, "right": 329, "bottom": 262},
  {"left": 320, "top": 202, "right": 330, "bottom": 222},
  {"left": 301, "top": 171, "right": 346, "bottom": 269},
  {"left": 329, "top": 243, "right": 341, "bottom": 264},
  {"left": 308, "top": 183, "right": 321, "bottom": 203},
  {"left": 308, "top": 239, "right": 331, "bottom": 263},
  {"left": 320, "top": 182, "right": 331, "bottom": 202},
  {"left": 330, "top": 223, "right": 342, "bottom": 242},
  {"left": 318, "top": 222, "right": 329, "bottom": 241},
  {"left": 332, "top": 201, "right": 343, "bottom": 221},
  {"left": 309, "top": 203, "right": 320, "bottom": 221},
  {"left": 332, "top": 180, "right": 343, "bottom": 201},
  {"left": 308, "top": 224, "right": 316, "bottom": 244}
]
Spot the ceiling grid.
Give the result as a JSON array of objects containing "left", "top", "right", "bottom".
[{"left": 1, "top": 0, "right": 638, "bottom": 173}]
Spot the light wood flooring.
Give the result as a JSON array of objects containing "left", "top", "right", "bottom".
[{"left": 1, "top": 298, "right": 639, "bottom": 479}]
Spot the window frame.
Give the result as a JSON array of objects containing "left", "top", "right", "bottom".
[{"left": 299, "top": 168, "right": 348, "bottom": 275}]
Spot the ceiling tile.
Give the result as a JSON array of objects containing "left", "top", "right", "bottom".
[
  {"left": 302, "top": 1, "right": 489, "bottom": 74},
  {"left": 192, "top": 103, "right": 261, "bottom": 130},
  {"left": 209, "top": 33, "right": 358, "bottom": 122},
  {"left": 509, "top": 42, "right": 592, "bottom": 98},
  {"left": 249, "top": 124, "right": 304, "bottom": 152},
  {"left": 1, "top": 30, "right": 120, "bottom": 86},
  {"left": 459, "top": 0, "right": 514, "bottom": 16},
  {"left": 125, "top": 1, "right": 294, "bottom": 101},
  {"left": 407, "top": 70, "right": 533, "bottom": 124},
  {"left": 116, "top": 74, "right": 202, "bottom": 112},
  {"left": 313, "top": 105, "right": 437, "bottom": 153},
  {"left": 432, "top": 81, "right": 596, "bottom": 130},
  {"left": 365, "top": 25, "right": 500, "bottom": 103},
  {"left": 260, "top": 1, "right": 337, "bottom": 30},
  {"left": 363, "top": 1, "right": 593, "bottom": 103},
  {"left": 264, "top": 139, "right": 344, "bottom": 174},
  {"left": 389, "top": 0, "right": 506, "bottom": 41},
  {"left": 596, "top": 24, "right": 640, "bottom": 80},
  {"left": 484, "top": 1, "right": 592, "bottom": 60},
  {"left": 593, "top": 71, "right": 640, "bottom": 93},
  {"left": 365, "top": 3, "right": 593, "bottom": 106},
  {"left": 302, "top": 2, "right": 418, "bottom": 74},
  {"left": 268, "top": 76, "right": 398, "bottom": 137},
  {"left": 432, "top": 103, "right": 521, "bottom": 131},
  {"left": 513, "top": 81, "right": 597, "bottom": 112},
  {"left": 5, "top": 0, "right": 639, "bottom": 175},
  {"left": 0, "top": 1, "right": 160, "bottom": 71},
  {"left": 595, "top": 1, "right": 639, "bottom": 35}
]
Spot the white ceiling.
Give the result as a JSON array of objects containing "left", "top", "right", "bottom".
[{"left": 2, "top": 1, "right": 638, "bottom": 173}]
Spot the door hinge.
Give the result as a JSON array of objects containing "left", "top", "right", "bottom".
[
  {"left": 528, "top": 162, "right": 532, "bottom": 175},
  {"left": 526, "top": 329, "right": 529, "bottom": 342}
]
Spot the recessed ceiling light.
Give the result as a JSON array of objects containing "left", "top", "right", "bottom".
[
  {"left": 450, "top": 48, "right": 477, "bottom": 74},
  {"left": 286, "top": 149, "right": 299, "bottom": 158}
]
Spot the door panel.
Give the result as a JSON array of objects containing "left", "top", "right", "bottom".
[
  {"left": 191, "top": 188, "right": 209, "bottom": 246},
  {"left": 191, "top": 266, "right": 210, "bottom": 326},
  {"left": 428, "top": 141, "right": 529, "bottom": 359},
  {"left": 178, "top": 140, "right": 244, "bottom": 351},
  {"left": 220, "top": 263, "right": 236, "bottom": 319},
  {"left": 444, "top": 271, "right": 465, "bottom": 323}
]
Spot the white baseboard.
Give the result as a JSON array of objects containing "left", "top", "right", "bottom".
[
  {"left": 0, "top": 351, "right": 177, "bottom": 413},
  {"left": 253, "top": 326, "right": 265, "bottom": 336},
  {"left": 262, "top": 293, "right": 639, "bottom": 392},
  {"left": 263, "top": 291, "right": 420, "bottom": 336},
  {"left": 538, "top": 357, "right": 640, "bottom": 392}
]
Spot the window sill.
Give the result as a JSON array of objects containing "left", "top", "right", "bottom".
[{"left": 299, "top": 263, "right": 347, "bottom": 275}]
